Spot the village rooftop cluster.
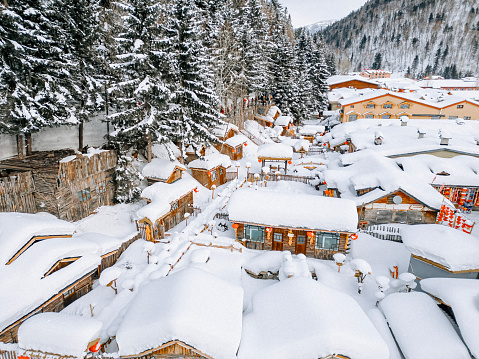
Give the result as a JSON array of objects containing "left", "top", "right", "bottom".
[{"left": 1, "top": 70, "right": 479, "bottom": 359}]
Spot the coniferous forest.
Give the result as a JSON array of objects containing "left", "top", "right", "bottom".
[{"left": 0, "top": 0, "right": 333, "bottom": 201}]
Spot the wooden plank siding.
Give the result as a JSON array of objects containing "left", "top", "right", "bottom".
[
  {"left": 0, "top": 172, "right": 37, "bottom": 213},
  {"left": 190, "top": 167, "right": 229, "bottom": 190},
  {"left": 235, "top": 223, "right": 348, "bottom": 260},
  {"left": 121, "top": 340, "right": 213, "bottom": 359},
  {"left": 0, "top": 233, "right": 141, "bottom": 344}
]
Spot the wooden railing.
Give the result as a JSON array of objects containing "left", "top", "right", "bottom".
[
  {"left": 240, "top": 129, "right": 266, "bottom": 146},
  {"left": 363, "top": 225, "right": 402, "bottom": 242},
  {"left": 247, "top": 173, "right": 314, "bottom": 184}
]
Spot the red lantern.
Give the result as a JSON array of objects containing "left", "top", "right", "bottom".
[
  {"left": 244, "top": 142, "right": 248, "bottom": 146},
  {"left": 18, "top": 356, "right": 30, "bottom": 359},
  {"left": 232, "top": 148, "right": 236, "bottom": 153},
  {"left": 258, "top": 159, "right": 262, "bottom": 163},
  {"left": 138, "top": 102, "right": 142, "bottom": 106},
  {"left": 207, "top": 171, "right": 212, "bottom": 176},
  {"left": 194, "top": 187, "right": 199, "bottom": 193},
  {"left": 323, "top": 143, "right": 327, "bottom": 147},
  {"left": 232, "top": 223, "right": 239, "bottom": 229},
  {"left": 89, "top": 342, "right": 101, "bottom": 353},
  {"left": 266, "top": 227, "right": 273, "bottom": 233},
  {"left": 288, "top": 160, "right": 292, "bottom": 165},
  {"left": 306, "top": 231, "right": 314, "bottom": 237},
  {"left": 350, "top": 233, "right": 358, "bottom": 240}
]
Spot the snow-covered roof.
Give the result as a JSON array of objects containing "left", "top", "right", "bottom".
[
  {"left": 188, "top": 153, "right": 232, "bottom": 170},
  {"left": 325, "top": 119, "right": 479, "bottom": 157},
  {"left": 273, "top": 115, "right": 292, "bottom": 127},
  {"left": 224, "top": 134, "right": 248, "bottom": 148},
  {"left": 323, "top": 151, "right": 452, "bottom": 209},
  {"left": 401, "top": 224, "right": 479, "bottom": 272},
  {"left": 266, "top": 106, "right": 281, "bottom": 118},
  {"left": 380, "top": 292, "right": 470, "bottom": 359},
  {"left": 298, "top": 125, "right": 325, "bottom": 135},
  {"left": 257, "top": 143, "right": 293, "bottom": 160},
  {"left": 237, "top": 277, "right": 389, "bottom": 359},
  {"left": 116, "top": 267, "right": 243, "bottom": 359},
  {"left": 328, "top": 87, "right": 378, "bottom": 102},
  {"left": 338, "top": 89, "right": 479, "bottom": 109},
  {"left": 396, "top": 154, "right": 479, "bottom": 187},
  {"left": 212, "top": 123, "right": 239, "bottom": 138},
  {"left": 151, "top": 142, "right": 181, "bottom": 160},
  {"left": 419, "top": 78, "right": 479, "bottom": 89},
  {"left": 227, "top": 189, "right": 358, "bottom": 232},
  {"left": 18, "top": 313, "right": 102, "bottom": 359},
  {"left": 326, "top": 74, "right": 379, "bottom": 87},
  {"left": 138, "top": 176, "right": 199, "bottom": 223},
  {"left": 141, "top": 159, "right": 186, "bottom": 181},
  {"left": 0, "top": 231, "right": 132, "bottom": 333},
  {"left": 0, "top": 212, "right": 75, "bottom": 265},
  {"left": 420, "top": 278, "right": 479, "bottom": 357},
  {"left": 59, "top": 148, "right": 110, "bottom": 164},
  {"left": 280, "top": 138, "right": 310, "bottom": 152}
]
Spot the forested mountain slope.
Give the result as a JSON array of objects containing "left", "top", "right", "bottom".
[{"left": 321, "top": 0, "right": 479, "bottom": 77}]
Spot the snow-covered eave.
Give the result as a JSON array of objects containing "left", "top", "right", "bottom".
[
  {"left": 352, "top": 187, "right": 442, "bottom": 210},
  {"left": 120, "top": 340, "right": 214, "bottom": 359},
  {"left": 228, "top": 219, "right": 355, "bottom": 234},
  {"left": 385, "top": 147, "right": 479, "bottom": 158},
  {"left": 0, "top": 264, "right": 99, "bottom": 334},
  {"left": 189, "top": 164, "right": 231, "bottom": 171},
  {"left": 411, "top": 254, "right": 479, "bottom": 274}
]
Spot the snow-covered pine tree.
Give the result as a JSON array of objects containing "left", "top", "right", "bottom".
[
  {"left": 159, "top": 0, "right": 221, "bottom": 157},
  {"left": 50, "top": 0, "right": 105, "bottom": 151},
  {"left": 291, "top": 28, "right": 313, "bottom": 122},
  {"left": 310, "top": 34, "right": 330, "bottom": 115},
  {"left": 0, "top": 0, "right": 70, "bottom": 155}
]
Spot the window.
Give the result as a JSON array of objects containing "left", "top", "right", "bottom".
[
  {"left": 348, "top": 114, "right": 357, "bottom": 121},
  {"left": 244, "top": 225, "right": 264, "bottom": 242},
  {"left": 464, "top": 116, "right": 471, "bottom": 120},
  {"left": 381, "top": 114, "right": 391, "bottom": 119},
  {"left": 95, "top": 181, "right": 106, "bottom": 194},
  {"left": 236, "top": 146, "right": 242, "bottom": 154},
  {"left": 63, "top": 288, "right": 75, "bottom": 298},
  {"left": 211, "top": 170, "right": 217, "bottom": 181},
  {"left": 366, "top": 103, "right": 376, "bottom": 109},
  {"left": 350, "top": 105, "right": 355, "bottom": 108},
  {"left": 315, "top": 232, "right": 340, "bottom": 250},
  {"left": 273, "top": 233, "right": 283, "bottom": 242},
  {"left": 297, "top": 235, "right": 306, "bottom": 244},
  {"left": 219, "top": 168, "right": 223, "bottom": 175},
  {"left": 448, "top": 116, "right": 458, "bottom": 119},
  {"left": 78, "top": 188, "right": 91, "bottom": 202},
  {"left": 400, "top": 103, "right": 410, "bottom": 109},
  {"left": 457, "top": 105, "right": 464, "bottom": 109},
  {"left": 171, "top": 201, "right": 179, "bottom": 210},
  {"left": 383, "top": 104, "right": 392, "bottom": 109},
  {"left": 365, "top": 114, "right": 374, "bottom": 119}
]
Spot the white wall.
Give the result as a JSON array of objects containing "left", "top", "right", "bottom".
[{"left": 0, "top": 134, "right": 18, "bottom": 160}]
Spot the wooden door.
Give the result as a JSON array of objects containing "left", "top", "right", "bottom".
[
  {"left": 272, "top": 232, "right": 283, "bottom": 251},
  {"left": 295, "top": 234, "right": 306, "bottom": 255}
]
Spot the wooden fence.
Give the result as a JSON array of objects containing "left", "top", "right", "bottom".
[
  {"left": 247, "top": 173, "right": 314, "bottom": 184},
  {"left": 363, "top": 225, "right": 403, "bottom": 242},
  {"left": 306, "top": 146, "right": 325, "bottom": 156},
  {"left": 0, "top": 350, "right": 17, "bottom": 359},
  {"left": 240, "top": 129, "right": 266, "bottom": 146},
  {"left": 0, "top": 172, "right": 37, "bottom": 213}
]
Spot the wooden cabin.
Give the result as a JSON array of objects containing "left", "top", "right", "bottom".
[
  {"left": 274, "top": 116, "right": 293, "bottom": 136},
  {"left": 142, "top": 159, "right": 186, "bottom": 185},
  {"left": 188, "top": 154, "right": 232, "bottom": 190},
  {"left": 298, "top": 125, "right": 325, "bottom": 143},
  {"left": 227, "top": 189, "right": 358, "bottom": 260},
  {"left": 136, "top": 178, "right": 197, "bottom": 242},
  {"left": 212, "top": 123, "right": 239, "bottom": 142},
  {"left": 0, "top": 149, "right": 117, "bottom": 221},
  {"left": 215, "top": 135, "right": 248, "bottom": 161},
  {"left": 327, "top": 75, "right": 380, "bottom": 90},
  {"left": 257, "top": 143, "right": 293, "bottom": 175},
  {"left": 0, "top": 220, "right": 140, "bottom": 343},
  {"left": 357, "top": 189, "right": 439, "bottom": 227}
]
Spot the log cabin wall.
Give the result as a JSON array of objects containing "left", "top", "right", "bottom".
[
  {"left": 163, "top": 192, "right": 194, "bottom": 232},
  {"left": 131, "top": 341, "right": 211, "bottom": 359},
  {"left": 0, "top": 171, "right": 37, "bottom": 213},
  {"left": 359, "top": 190, "right": 438, "bottom": 225},
  {"left": 190, "top": 167, "right": 228, "bottom": 190}
]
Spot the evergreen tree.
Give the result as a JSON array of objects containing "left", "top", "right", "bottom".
[
  {"left": 291, "top": 28, "right": 313, "bottom": 122},
  {"left": 372, "top": 52, "right": 382, "bottom": 69},
  {"left": 159, "top": 0, "right": 221, "bottom": 156},
  {"left": 0, "top": 0, "right": 70, "bottom": 154},
  {"left": 310, "top": 35, "right": 330, "bottom": 114}
]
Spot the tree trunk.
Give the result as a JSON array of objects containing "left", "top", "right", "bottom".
[
  {"left": 79, "top": 120, "right": 84, "bottom": 152},
  {"left": 16, "top": 134, "right": 24, "bottom": 158},
  {"left": 147, "top": 132, "right": 152, "bottom": 163},
  {"left": 25, "top": 132, "right": 32, "bottom": 155}
]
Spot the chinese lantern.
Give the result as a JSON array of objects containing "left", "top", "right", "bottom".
[
  {"left": 323, "top": 143, "right": 327, "bottom": 147},
  {"left": 266, "top": 227, "right": 273, "bottom": 233},
  {"left": 18, "top": 356, "right": 30, "bottom": 359},
  {"left": 207, "top": 171, "right": 212, "bottom": 176},
  {"left": 306, "top": 231, "right": 314, "bottom": 237},
  {"left": 232, "top": 148, "right": 236, "bottom": 153},
  {"left": 350, "top": 233, "right": 358, "bottom": 240},
  {"left": 138, "top": 102, "right": 142, "bottom": 106},
  {"left": 258, "top": 159, "right": 262, "bottom": 163},
  {"left": 194, "top": 187, "right": 199, "bottom": 193},
  {"left": 288, "top": 160, "right": 292, "bottom": 165},
  {"left": 89, "top": 341, "right": 101, "bottom": 353},
  {"left": 232, "top": 223, "right": 239, "bottom": 237},
  {"left": 244, "top": 143, "right": 248, "bottom": 146}
]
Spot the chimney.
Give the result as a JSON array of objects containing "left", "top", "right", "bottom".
[
  {"left": 418, "top": 128, "right": 426, "bottom": 139},
  {"left": 439, "top": 129, "right": 451, "bottom": 146},
  {"left": 374, "top": 131, "right": 384, "bottom": 145},
  {"left": 400, "top": 115, "right": 409, "bottom": 126}
]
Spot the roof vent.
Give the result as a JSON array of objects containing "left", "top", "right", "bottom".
[
  {"left": 418, "top": 128, "right": 426, "bottom": 139},
  {"left": 439, "top": 129, "right": 451, "bottom": 146}
]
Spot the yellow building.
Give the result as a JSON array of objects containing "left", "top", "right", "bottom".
[{"left": 339, "top": 90, "right": 479, "bottom": 122}]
